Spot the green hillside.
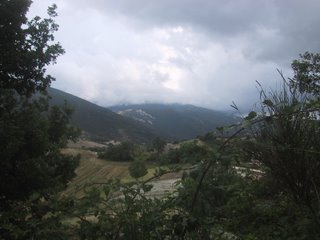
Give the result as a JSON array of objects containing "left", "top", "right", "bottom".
[
  {"left": 47, "top": 88, "right": 157, "bottom": 143},
  {"left": 47, "top": 89, "right": 239, "bottom": 142},
  {"left": 110, "top": 104, "right": 240, "bottom": 140}
]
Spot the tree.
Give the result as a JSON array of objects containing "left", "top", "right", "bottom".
[
  {"left": 151, "top": 137, "right": 166, "bottom": 153},
  {"left": 128, "top": 146, "right": 148, "bottom": 179},
  {"left": 0, "top": 1, "right": 79, "bottom": 206},
  {"left": 129, "top": 160, "right": 148, "bottom": 179},
  {"left": 0, "top": 0, "right": 64, "bottom": 96},
  {"left": 98, "top": 141, "right": 134, "bottom": 161},
  {"left": 291, "top": 52, "right": 320, "bottom": 95},
  {"left": 0, "top": 2, "right": 80, "bottom": 238}
]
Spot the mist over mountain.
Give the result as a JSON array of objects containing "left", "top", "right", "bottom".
[{"left": 47, "top": 88, "right": 239, "bottom": 142}]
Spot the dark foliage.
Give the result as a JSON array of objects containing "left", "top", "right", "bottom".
[
  {"left": 0, "top": 93, "right": 79, "bottom": 205},
  {"left": 291, "top": 52, "right": 320, "bottom": 95},
  {"left": 0, "top": 1, "right": 79, "bottom": 207},
  {"left": 47, "top": 88, "right": 158, "bottom": 143},
  {"left": 129, "top": 160, "right": 148, "bottom": 179},
  {"left": 110, "top": 103, "right": 240, "bottom": 141},
  {"left": 0, "top": 1, "right": 64, "bottom": 96},
  {"left": 160, "top": 140, "right": 210, "bottom": 164},
  {"left": 151, "top": 137, "right": 166, "bottom": 153},
  {"left": 244, "top": 63, "right": 320, "bottom": 229},
  {"left": 98, "top": 141, "right": 135, "bottom": 161}
]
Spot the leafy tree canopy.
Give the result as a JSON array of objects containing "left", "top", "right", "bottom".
[
  {"left": 0, "top": 0, "right": 64, "bottom": 96},
  {"left": 98, "top": 141, "right": 135, "bottom": 161},
  {"left": 0, "top": 1, "right": 79, "bottom": 207},
  {"left": 291, "top": 52, "right": 320, "bottom": 95},
  {"left": 129, "top": 160, "right": 148, "bottom": 179},
  {"left": 151, "top": 137, "right": 166, "bottom": 153}
]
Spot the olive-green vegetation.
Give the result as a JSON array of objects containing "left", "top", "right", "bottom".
[
  {"left": 129, "top": 160, "right": 148, "bottom": 179},
  {"left": 47, "top": 87, "right": 159, "bottom": 143},
  {"left": 0, "top": 1, "right": 79, "bottom": 238},
  {"left": 98, "top": 141, "right": 135, "bottom": 162},
  {"left": 48, "top": 89, "right": 239, "bottom": 143},
  {"left": 160, "top": 140, "right": 210, "bottom": 165},
  {"left": 1, "top": 1, "right": 320, "bottom": 239},
  {"left": 151, "top": 137, "right": 166, "bottom": 153},
  {"left": 110, "top": 103, "right": 240, "bottom": 141}
]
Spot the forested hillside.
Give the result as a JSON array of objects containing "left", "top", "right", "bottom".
[
  {"left": 47, "top": 88, "right": 158, "bottom": 143},
  {"left": 47, "top": 89, "right": 239, "bottom": 142},
  {"left": 111, "top": 103, "right": 239, "bottom": 140}
]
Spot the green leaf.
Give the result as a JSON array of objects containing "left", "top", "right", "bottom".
[
  {"left": 245, "top": 111, "right": 257, "bottom": 120},
  {"left": 263, "top": 99, "right": 274, "bottom": 107}
]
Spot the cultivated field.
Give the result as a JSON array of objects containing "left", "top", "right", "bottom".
[{"left": 62, "top": 140, "right": 182, "bottom": 198}]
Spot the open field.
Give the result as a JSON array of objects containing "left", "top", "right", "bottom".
[{"left": 62, "top": 141, "right": 182, "bottom": 197}]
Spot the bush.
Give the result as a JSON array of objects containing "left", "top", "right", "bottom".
[
  {"left": 160, "top": 141, "right": 209, "bottom": 164},
  {"left": 129, "top": 160, "right": 148, "bottom": 179},
  {"left": 98, "top": 141, "right": 134, "bottom": 161}
]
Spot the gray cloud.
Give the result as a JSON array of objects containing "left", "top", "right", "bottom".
[
  {"left": 29, "top": 0, "right": 320, "bottom": 111},
  {"left": 82, "top": 0, "right": 320, "bottom": 62}
]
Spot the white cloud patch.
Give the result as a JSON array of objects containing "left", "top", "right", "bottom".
[{"left": 29, "top": 0, "right": 320, "bottom": 111}]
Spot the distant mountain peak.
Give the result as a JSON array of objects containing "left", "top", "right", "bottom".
[
  {"left": 47, "top": 89, "right": 240, "bottom": 142},
  {"left": 47, "top": 88, "right": 158, "bottom": 143},
  {"left": 118, "top": 108, "right": 156, "bottom": 125},
  {"left": 110, "top": 103, "right": 240, "bottom": 140}
]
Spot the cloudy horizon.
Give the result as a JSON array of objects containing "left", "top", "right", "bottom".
[{"left": 29, "top": 0, "right": 320, "bottom": 111}]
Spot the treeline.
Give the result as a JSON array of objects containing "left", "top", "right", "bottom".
[{"left": 96, "top": 138, "right": 206, "bottom": 164}]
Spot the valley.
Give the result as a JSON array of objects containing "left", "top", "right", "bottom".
[
  {"left": 111, "top": 103, "right": 241, "bottom": 140},
  {"left": 62, "top": 140, "right": 183, "bottom": 198},
  {"left": 48, "top": 88, "right": 239, "bottom": 143}
]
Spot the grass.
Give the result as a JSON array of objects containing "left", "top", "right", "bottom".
[
  {"left": 62, "top": 148, "right": 130, "bottom": 197},
  {"left": 61, "top": 142, "right": 182, "bottom": 198}
]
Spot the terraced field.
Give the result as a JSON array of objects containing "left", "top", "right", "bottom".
[{"left": 62, "top": 140, "right": 182, "bottom": 198}]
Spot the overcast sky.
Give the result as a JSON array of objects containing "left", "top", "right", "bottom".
[{"left": 28, "top": 0, "right": 320, "bottom": 111}]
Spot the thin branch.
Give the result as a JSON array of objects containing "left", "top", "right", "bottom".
[{"left": 190, "top": 126, "right": 245, "bottom": 212}]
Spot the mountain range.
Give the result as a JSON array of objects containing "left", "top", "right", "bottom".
[
  {"left": 110, "top": 104, "right": 240, "bottom": 140},
  {"left": 47, "top": 88, "right": 157, "bottom": 143},
  {"left": 48, "top": 88, "right": 240, "bottom": 143}
]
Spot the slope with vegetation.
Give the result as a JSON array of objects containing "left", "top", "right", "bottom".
[
  {"left": 47, "top": 88, "right": 159, "bottom": 143},
  {"left": 111, "top": 103, "right": 240, "bottom": 140},
  {"left": 61, "top": 141, "right": 183, "bottom": 198},
  {"left": 48, "top": 89, "right": 240, "bottom": 142},
  {"left": 62, "top": 54, "right": 320, "bottom": 239}
]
